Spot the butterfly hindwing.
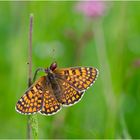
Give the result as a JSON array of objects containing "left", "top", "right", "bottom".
[
  {"left": 15, "top": 76, "right": 46, "bottom": 114},
  {"left": 56, "top": 78, "right": 84, "bottom": 106},
  {"left": 40, "top": 85, "right": 61, "bottom": 115}
]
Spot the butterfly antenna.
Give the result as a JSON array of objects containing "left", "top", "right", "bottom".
[{"left": 51, "top": 48, "right": 56, "bottom": 63}]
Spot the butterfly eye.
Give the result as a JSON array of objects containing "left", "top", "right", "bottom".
[{"left": 50, "top": 62, "right": 57, "bottom": 71}]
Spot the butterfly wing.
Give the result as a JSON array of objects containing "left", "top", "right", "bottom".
[
  {"left": 56, "top": 78, "right": 84, "bottom": 106},
  {"left": 15, "top": 76, "right": 46, "bottom": 114},
  {"left": 54, "top": 67, "right": 98, "bottom": 92},
  {"left": 40, "top": 85, "right": 62, "bottom": 115}
]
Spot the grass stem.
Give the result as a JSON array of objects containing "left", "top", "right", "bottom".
[{"left": 93, "top": 19, "right": 117, "bottom": 138}]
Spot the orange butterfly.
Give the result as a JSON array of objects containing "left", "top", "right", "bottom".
[{"left": 15, "top": 62, "right": 99, "bottom": 115}]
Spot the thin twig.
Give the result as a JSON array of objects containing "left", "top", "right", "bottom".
[
  {"left": 27, "top": 13, "right": 33, "bottom": 139},
  {"left": 28, "top": 14, "right": 33, "bottom": 87}
]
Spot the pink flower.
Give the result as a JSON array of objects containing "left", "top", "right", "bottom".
[{"left": 75, "top": 1, "right": 106, "bottom": 18}]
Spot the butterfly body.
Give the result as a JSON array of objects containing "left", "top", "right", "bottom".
[
  {"left": 46, "top": 70, "right": 62, "bottom": 103},
  {"left": 16, "top": 62, "right": 99, "bottom": 116}
]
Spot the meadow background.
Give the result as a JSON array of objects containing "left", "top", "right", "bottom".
[{"left": 0, "top": 1, "right": 140, "bottom": 139}]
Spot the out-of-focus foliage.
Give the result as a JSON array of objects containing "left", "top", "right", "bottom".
[{"left": 0, "top": 1, "right": 140, "bottom": 139}]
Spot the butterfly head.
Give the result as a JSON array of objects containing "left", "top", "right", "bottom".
[
  {"left": 50, "top": 62, "right": 57, "bottom": 71},
  {"left": 45, "top": 62, "right": 57, "bottom": 74}
]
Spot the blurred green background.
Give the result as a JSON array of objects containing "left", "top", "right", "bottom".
[{"left": 0, "top": 1, "right": 140, "bottom": 139}]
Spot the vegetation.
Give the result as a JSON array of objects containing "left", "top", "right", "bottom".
[{"left": 0, "top": 1, "right": 140, "bottom": 139}]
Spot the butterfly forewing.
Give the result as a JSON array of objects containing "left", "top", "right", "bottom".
[
  {"left": 54, "top": 67, "right": 98, "bottom": 92},
  {"left": 40, "top": 86, "right": 61, "bottom": 115},
  {"left": 16, "top": 76, "right": 46, "bottom": 114},
  {"left": 56, "top": 78, "right": 84, "bottom": 106}
]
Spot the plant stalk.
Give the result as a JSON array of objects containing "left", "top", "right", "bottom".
[
  {"left": 27, "top": 13, "right": 38, "bottom": 139},
  {"left": 27, "top": 13, "right": 33, "bottom": 140}
]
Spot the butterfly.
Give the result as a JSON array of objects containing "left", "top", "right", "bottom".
[{"left": 15, "top": 62, "right": 99, "bottom": 116}]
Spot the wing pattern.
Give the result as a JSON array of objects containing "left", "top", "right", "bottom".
[
  {"left": 16, "top": 76, "right": 46, "bottom": 114},
  {"left": 40, "top": 87, "right": 61, "bottom": 115},
  {"left": 54, "top": 67, "right": 98, "bottom": 92},
  {"left": 56, "top": 78, "right": 84, "bottom": 106}
]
